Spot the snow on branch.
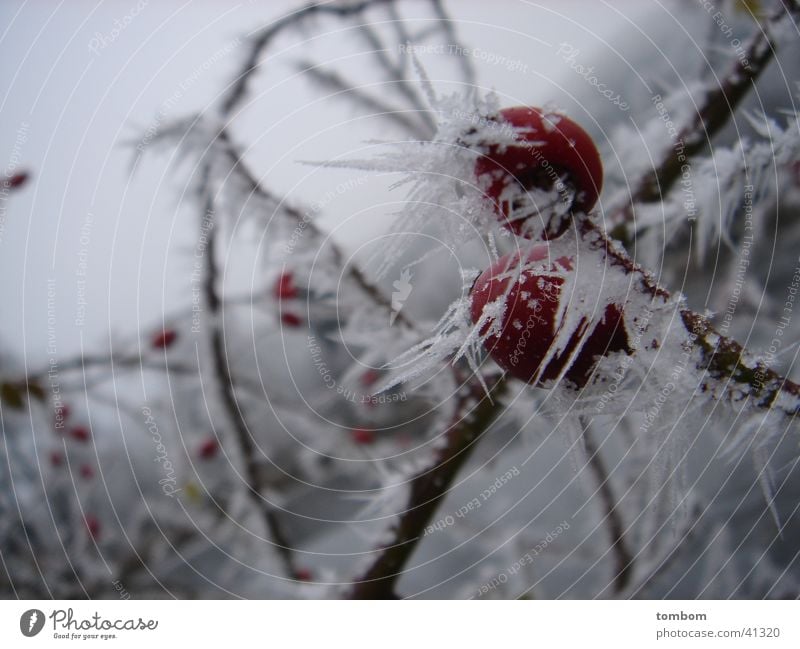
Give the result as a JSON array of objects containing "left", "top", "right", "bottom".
[{"left": 609, "top": 0, "right": 800, "bottom": 240}]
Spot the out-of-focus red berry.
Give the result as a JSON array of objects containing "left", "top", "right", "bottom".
[
  {"left": 273, "top": 271, "right": 298, "bottom": 300},
  {"left": 359, "top": 369, "right": 381, "bottom": 387},
  {"left": 791, "top": 160, "right": 800, "bottom": 187},
  {"left": 54, "top": 404, "right": 70, "bottom": 423},
  {"left": 49, "top": 451, "right": 63, "bottom": 467},
  {"left": 80, "top": 464, "right": 94, "bottom": 480},
  {"left": 152, "top": 329, "right": 178, "bottom": 349},
  {"left": 198, "top": 438, "right": 219, "bottom": 460}
]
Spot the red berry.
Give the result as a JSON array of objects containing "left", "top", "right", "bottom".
[
  {"left": 359, "top": 369, "right": 381, "bottom": 387},
  {"left": 792, "top": 160, "right": 800, "bottom": 187},
  {"left": 152, "top": 328, "right": 177, "bottom": 349},
  {"left": 469, "top": 245, "right": 629, "bottom": 387},
  {"left": 70, "top": 426, "right": 90, "bottom": 442},
  {"left": 198, "top": 438, "right": 219, "bottom": 460},
  {"left": 54, "top": 404, "right": 70, "bottom": 422},
  {"left": 351, "top": 428, "right": 375, "bottom": 445},
  {"left": 475, "top": 107, "right": 603, "bottom": 238},
  {"left": 281, "top": 312, "right": 302, "bottom": 328},
  {"left": 273, "top": 271, "right": 298, "bottom": 300},
  {"left": 79, "top": 464, "right": 94, "bottom": 480},
  {"left": 85, "top": 515, "right": 101, "bottom": 540},
  {"left": 49, "top": 451, "right": 63, "bottom": 467},
  {"left": 4, "top": 171, "right": 29, "bottom": 190},
  {"left": 294, "top": 568, "right": 313, "bottom": 581}
]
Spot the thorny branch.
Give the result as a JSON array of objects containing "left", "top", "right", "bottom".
[
  {"left": 195, "top": 0, "right": 799, "bottom": 598},
  {"left": 609, "top": 0, "right": 800, "bottom": 240},
  {"left": 582, "top": 219, "right": 800, "bottom": 417}
]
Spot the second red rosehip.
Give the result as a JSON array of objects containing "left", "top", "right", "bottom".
[{"left": 469, "top": 245, "right": 629, "bottom": 387}]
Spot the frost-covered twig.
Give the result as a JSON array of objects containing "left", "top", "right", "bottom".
[
  {"left": 215, "top": 130, "right": 417, "bottom": 331},
  {"left": 680, "top": 310, "right": 800, "bottom": 414},
  {"left": 610, "top": 0, "right": 800, "bottom": 238},
  {"left": 220, "top": 0, "right": 471, "bottom": 128},
  {"left": 189, "top": 2, "right": 477, "bottom": 583},
  {"left": 222, "top": 0, "right": 395, "bottom": 115},
  {"left": 355, "top": 17, "right": 437, "bottom": 136},
  {"left": 199, "top": 186, "right": 300, "bottom": 579},
  {"left": 295, "top": 61, "right": 432, "bottom": 139}
]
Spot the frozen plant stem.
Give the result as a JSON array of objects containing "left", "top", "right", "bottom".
[
  {"left": 349, "top": 378, "right": 506, "bottom": 599},
  {"left": 581, "top": 417, "right": 633, "bottom": 593},
  {"left": 200, "top": 189, "right": 299, "bottom": 579}
]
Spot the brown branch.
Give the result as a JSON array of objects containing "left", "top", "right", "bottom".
[
  {"left": 680, "top": 310, "right": 800, "bottom": 414},
  {"left": 209, "top": 0, "right": 495, "bottom": 597},
  {"left": 349, "top": 376, "right": 506, "bottom": 598},
  {"left": 430, "top": 0, "right": 476, "bottom": 88},
  {"left": 216, "top": 130, "right": 417, "bottom": 331},
  {"left": 610, "top": 0, "right": 799, "bottom": 239},
  {"left": 204, "top": 115, "right": 433, "bottom": 582},
  {"left": 220, "top": 0, "right": 474, "bottom": 123},
  {"left": 580, "top": 218, "right": 800, "bottom": 418},
  {"left": 617, "top": 504, "right": 702, "bottom": 598},
  {"left": 200, "top": 188, "right": 300, "bottom": 579}
]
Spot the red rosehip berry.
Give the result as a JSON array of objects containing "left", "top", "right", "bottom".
[
  {"left": 85, "top": 514, "right": 101, "bottom": 540},
  {"left": 273, "top": 271, "right": 298, "bottom": 300},
  {"left": 475, "top": 106, "right": 603, "bottom": 239},
  {"left": 198, "top": 438, "right": 219, "bottom": 460},
  {"left": 280, "top": 312, "right": 302, "bottom": 328},
  {"left": 79, "top": 464, "right": 94, "bottom": 480},
  {"left": 3, "top": 171, "right": 29, "bottom": 190},
  {"left": 792, "top": 160, "right": 800, "bottom": 187},
  {"left": 469, "top": 245, "right": 629, "bottom": 387},
  {"left": 351, "top": 428, "right": 375, "bottom": 445},
  {"left": 152, "top": 328, "right": 177, "bottom": 349},
  {"left": 70, "top": 426, "right": 90, "bottom": 442}
]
